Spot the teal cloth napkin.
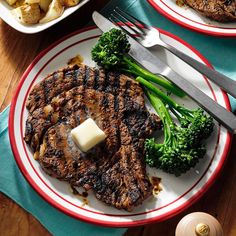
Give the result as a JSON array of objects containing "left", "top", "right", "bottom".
[{"left": 1, "top": 0, "right": 236, "bottom": 235}]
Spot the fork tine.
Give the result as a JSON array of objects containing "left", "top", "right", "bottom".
[
  {"left": 113, "top": 8, "right": 145, "bottom": 37},
  {"left": 109, "top": 14, "right": 138, "bottom": 39},
  {"left": 115, "top": 7, "right": 149, "bottom": 34}
]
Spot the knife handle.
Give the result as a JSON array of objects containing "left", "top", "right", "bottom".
[{"left": 161, "top": 42, "right": 236, "bottom": 99}]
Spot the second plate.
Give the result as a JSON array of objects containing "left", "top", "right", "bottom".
[{"left": 148, "top": 0, "right": 236, "bottom": 37}]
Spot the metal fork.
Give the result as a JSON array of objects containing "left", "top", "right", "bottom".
[{"left": 110, "top": 7, "right": 236, "bottom": 99}]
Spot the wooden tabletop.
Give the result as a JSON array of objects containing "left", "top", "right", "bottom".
[{"left": 0, "top": 1, "right": 236, "bottom": 235}]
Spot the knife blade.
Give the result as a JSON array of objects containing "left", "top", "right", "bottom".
[{"left": 92, "top": 11, "right": 236, "bottom": 134}]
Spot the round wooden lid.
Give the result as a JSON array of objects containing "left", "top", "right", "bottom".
[{"left": 175, "top": 212, "right": 223, "bottom": 236}]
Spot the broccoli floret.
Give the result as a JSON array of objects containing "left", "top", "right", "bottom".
[
  {"left": 136, "top": 77, "right": 214, "bottom": 176},
  {"left": 145, "top": 138, "right": 206, "bottom": 176},
  {"left": 92, "top": 29, "right": 130, "bottom": 69},
  {"left": 91, "top": 28, "right": 185, "bottom": 97}
]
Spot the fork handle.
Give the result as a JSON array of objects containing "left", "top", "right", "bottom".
[{"left": 161, "top": 42, "right": 236, "bottom": 99}]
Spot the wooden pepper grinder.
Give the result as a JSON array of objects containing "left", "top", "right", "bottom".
[{"left": 175, "top": 212, "right": 223, "bottom": 236}]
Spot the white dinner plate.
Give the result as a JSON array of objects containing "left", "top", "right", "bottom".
[
  {"left": 148, "top": 0, "right": 236, "bottom": 37},
  {"left": 9, "top": 26, "right": 232, "bottom": 227},
  {"left": 0, "top": 0, "right": 90, "bottom": 34}
]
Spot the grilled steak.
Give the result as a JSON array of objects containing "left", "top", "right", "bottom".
[
  {"left": 24, "top": 65, "right": 161, "bottom": 211},
  {"left": 26, "top": 64, "right": 144, "bottom": 113},
  {"left": 184, "top": 0, "right": 236, "bottom": 22}
]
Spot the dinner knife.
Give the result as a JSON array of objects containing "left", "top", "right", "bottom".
[{"left": 92, "top": 11, "right": 236, "bottom": 134}]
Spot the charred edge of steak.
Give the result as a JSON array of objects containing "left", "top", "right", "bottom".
[
  {"left": 26, "top": 64, "right": 144, "bottom": 113},
  {"left": 184, "top": 0, "right": 236, "bottom": 22}
]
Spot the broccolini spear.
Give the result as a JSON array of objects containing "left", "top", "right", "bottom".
[
  {"left": 91, "top": 28, "right": 185, "bottom": 97},
  {"left": 136, "top": 77, "right": 214, "bottom": 176}
]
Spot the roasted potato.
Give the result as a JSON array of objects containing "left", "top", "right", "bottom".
[
  {"left": 5, "top": 0, "right": 17, "bottom": 6},
  {"left": 39, "top": 0, "right": 64, "bottom": 23},
  {"left": 12, "top": 3, "right": 41, "bottom": 24},
  {"left": 39, "top": 0, "right": 52, "bottom": 12},
  {"left": 25, "top": 0, "right": 40, "bottom": 4},
  {"left": 62, "top": 0, "right": 80, "bottom": 7},
  {"left": 7, "top": 0, "right": 80, "bottom": 24},
  {"left": 13, "top": 0, "right": 26, "bottom": 8}
]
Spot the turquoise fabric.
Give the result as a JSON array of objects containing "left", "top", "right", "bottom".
[{"left": 0, "top": 1, "right": 235, "bottom": 235}]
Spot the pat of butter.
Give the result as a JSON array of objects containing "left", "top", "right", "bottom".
[{"left": 71, "top": 118, "right": 106, "bottom": 152}]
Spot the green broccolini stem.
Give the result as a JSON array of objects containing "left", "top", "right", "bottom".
[
  {"left": 123, "top": 57, "right": 185, "bottom": 97},
  {"left": 137, "top": 76, "right": 180, "bottom": 108},
  {"left": 145, "top": 90, "right": 173, "bottom": 144},
  {"left": 136, "top": 76, "right": 193, "bottom": 117},
  {"left": 146, "top": 90, "right": 173, "bottom": 126}
]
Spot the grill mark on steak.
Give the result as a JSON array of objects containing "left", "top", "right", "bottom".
[
  {"left": 72, "top": 68, "right": 80, "bottom": 85},
  {"left": 107, "top": 72, "right": 116, "bottom": 94},
  {"left": 83, "top": 65, "right": 89, "bottom": 86},
  {"left": 114, "top": 72, "right": 121, "bottom": 93},
  {"left": 25, "top": 65, "right": 161, "bottom": 211},
  {"left": 93, "top": 68, "right": 99, "bottom": 90},
  {"left": 113, "top": 80, "right": 121, "bottom": 151},
  {"left": 184, "top": 0, "right": 236, "bottom": 22},
  {"left": 103, "top": 72, "right": 109, "bottom": 93}
]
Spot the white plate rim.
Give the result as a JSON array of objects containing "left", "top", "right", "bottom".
[
  {"left": 148, "top": 0, "right": 236, "bottom": 37},
  {"left": 8, "top": 25, "right": 232, "bottom": 227}
]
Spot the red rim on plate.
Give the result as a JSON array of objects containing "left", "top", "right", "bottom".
[
  {"left": 148, "top": 0, "right": 236, "bottom": 37},
  {"left": 9, "top": 26, "right": 232, "bottom": 227}
]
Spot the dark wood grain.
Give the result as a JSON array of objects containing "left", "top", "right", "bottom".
[{"left": 0, "top": 1, "right": 236, "bottom": 235}]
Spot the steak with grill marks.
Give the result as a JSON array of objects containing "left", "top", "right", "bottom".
[
  {"left": 26, "top": 64, "right": 144, "bottom": 113},
  {"left": 24, "top": 65, "right": 161, "bottom": 211},
  {"left": 184, "top": 0, "right": 236, "bottom": 22}
]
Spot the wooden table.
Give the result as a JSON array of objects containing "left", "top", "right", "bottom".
[{"left": 0, "top": 1, "right": 236, "bottom": 235}]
